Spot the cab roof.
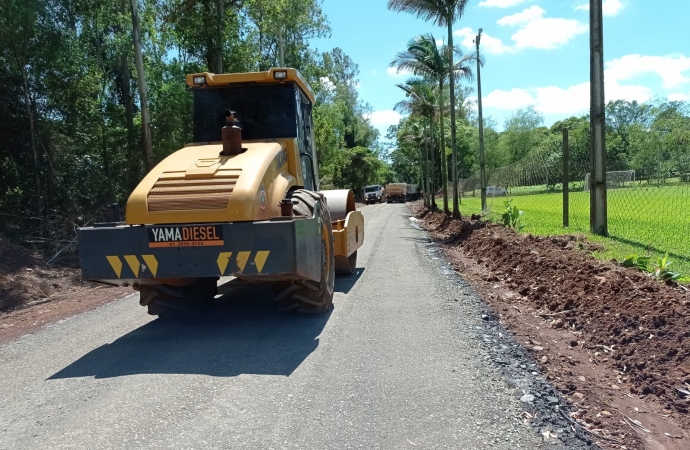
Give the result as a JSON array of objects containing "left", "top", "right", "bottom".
[{"left": 185, "top": 68, "right": 315, "bottom": 104}]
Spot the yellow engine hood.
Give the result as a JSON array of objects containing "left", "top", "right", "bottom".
[{"left": 126, "top": 142, "right": 294, "bottom": 225}]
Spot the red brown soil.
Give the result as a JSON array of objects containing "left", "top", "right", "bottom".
[
  {"left": 0, "top": 238, "right": 129, "bottom": 344},
  {"left": 410, "top": 202, "right": 690, "bottom": 450}
]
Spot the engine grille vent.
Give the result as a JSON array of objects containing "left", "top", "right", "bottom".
[{"left": 147, "top": 174, "right": 240, "bottom": 212}]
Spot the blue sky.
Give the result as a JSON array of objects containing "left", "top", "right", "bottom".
[{"left": 311, "top": 0, "right": 690, "bottom": 135}]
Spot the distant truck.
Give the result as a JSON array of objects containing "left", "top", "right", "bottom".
[
  {"left": 385, "top": 183, "right": 407, "bottom": 203},
  {"left": 406, "top": 184, "right": 420, "bottom": 201},
  {"left": 363, "top": 185, "right": 385, "bottom": 204}
]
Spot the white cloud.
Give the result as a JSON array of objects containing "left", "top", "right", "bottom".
[
  {"left": 479, "top": 0, "right": 525, "bottom": 7},
  {"left": 481, "top": 50, "right": 690, "bottom": 115},
  {"left": 510, "top": 18, "right": 588, "bottom": 50},
  {"left": 484, "top": 88, "right": 534, "bottom": 110},
  {"left": 605, "top": 54, "right": 690, "bottom": 89},
  {"left": 435, "top": 38, "right": 444, "bottom": 46},
  {"left": 532, "top": 83, "right": 591, "bottom": 114},
  {"left": 454, "top": 27, "right": 512, "bottom": 55},
  {"left": 455, "top": 7, "right": 587, "bottom": 55},
  {"left": 387, "top": 67, "right": 413, "bottom": 78},
  {"left": 668, "top": 92, "right": 690, "bottom": 102},
  {"left": 497, "top": 5, "right": 545, "bottom": 26},
  {"left": 484, "top": 81, "right": 652, "bottom": 115},
  {"left": 370, "top": 70, "right": 378, "bottom": 76},
  {"left": 576, "top": 0, "right": 624, "bottom": 17},
  {"left": 499, "top": 7, "right": 588, "bottom": 50},
  {"left": 319, "top": 76, "right": 335, "bottom": 92},
  {"left": 364, "top": 110, "right": 402, "bottom": 127},
  {"left": 606, "top": 82, "right": 654, "bottom": 104}
]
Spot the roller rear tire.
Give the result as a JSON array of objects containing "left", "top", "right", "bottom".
[{"left": 273, "top": 190, "right": 335, "bottom": 313}]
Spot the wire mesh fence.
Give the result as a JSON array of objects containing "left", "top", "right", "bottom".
[{"left": 458, "top": 134, "right": 690, "bottom": 274}]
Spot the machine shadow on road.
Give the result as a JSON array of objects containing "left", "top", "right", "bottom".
[
  {"left": 48, "top": 282, "right": 331, "bottom": 380},
  {"left": 334, "top": 268, "right": 365, "bottom": 294}
]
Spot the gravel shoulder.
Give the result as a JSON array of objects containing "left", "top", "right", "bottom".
[
  {"left": 411, "top": 201, "right": 690, "bottom": 450},
  {"left": 1, "top": 203, "right": 549, "bottom": 449}
]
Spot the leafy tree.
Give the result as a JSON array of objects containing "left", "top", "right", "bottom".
[
  {"left": 501, "top": 106, "right": 545, "bottom": 163},
  {"left": 0, "top": 0, "right": 388, "bottom": 248}
]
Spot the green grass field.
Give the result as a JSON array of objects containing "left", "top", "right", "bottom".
[{"left": 437, "top": 185, "right": 690, "bottom": 275}]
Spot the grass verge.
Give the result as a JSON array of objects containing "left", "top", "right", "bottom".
[{"left": 438, "top": 187, "right": 690, "bottom": 277}]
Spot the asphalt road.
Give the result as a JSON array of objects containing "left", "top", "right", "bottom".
[{"left": 0, "top": 204, "right": 540, "bottom": 449}]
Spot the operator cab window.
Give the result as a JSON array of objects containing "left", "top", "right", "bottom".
[{"left": 192, "top": 83, "right": 298, "bottom": 142}]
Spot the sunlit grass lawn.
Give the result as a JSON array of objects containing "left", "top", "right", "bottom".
[{"left": 437, "top": 185, "right": 690, "bottom": 275}]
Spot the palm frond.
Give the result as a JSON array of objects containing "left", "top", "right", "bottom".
[
  {"left": 452, "top": 48, "right": 478, "bottom": 83},
  {"left": 391, "top": 33, "right": 451, "bottom": 84},
  {"left": 387, "top": 0, "right": 470, "bottom": 26},
  {"left": 387, "top": 0, "right": 447, "bottom": 27}
]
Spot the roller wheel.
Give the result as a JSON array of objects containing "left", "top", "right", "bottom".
[
  {"left": 335, "top": 251, "right": 357, "bottom": 275},
  {"left": 138, "top": 278, "right": 217, "bottom": 321},
  {"left": 273, "top": 190, "right": 334, "bottom": 313}
]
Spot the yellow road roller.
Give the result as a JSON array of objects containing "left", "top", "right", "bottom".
[{"left": 78, "top": 68, "right": 364, "bottom": 317}]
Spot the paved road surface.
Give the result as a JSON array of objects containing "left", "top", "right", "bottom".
[{"left": 0, "top": 204, "right": 539, "bottom": 449}]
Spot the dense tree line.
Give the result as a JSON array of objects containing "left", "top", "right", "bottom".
[
  {"left": 0, "top": 0, "right": 386, "bottom": 246},
  {"left": 471, "top": 99, "right": 690, "bottom": 190},
  {"left": 391, "top": 96, "right": 690, "bottom": 206}
]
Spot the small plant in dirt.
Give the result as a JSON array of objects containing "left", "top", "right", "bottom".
[
  {"left": 501, "top": 200, "right": 525, "bottom": 230},
  {"left": 621, "top": 253, "right": 690, "bottom": 283},
  {"left": 621, "top": 254, "right": 651, "bottom": 271},
  {"left": 652, "top": 253, "right": 690, "bottom": 282}
]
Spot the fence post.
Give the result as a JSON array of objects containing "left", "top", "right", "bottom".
[
  {"left": 562, "top": 128, "right": 569, "bottom": 228},
  {"left": 589, "top": 0, "right": 608, "bottom": 235}
]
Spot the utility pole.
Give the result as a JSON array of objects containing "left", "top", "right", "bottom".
[
  {"left": 129, "top": 0, "right": 154, "bottom": 171},
  {"left": 476, "top": 28, "right": 487, "bottom": 212},
  {"left": 589, "top": 0, "right": 607, "bottom": 235}
]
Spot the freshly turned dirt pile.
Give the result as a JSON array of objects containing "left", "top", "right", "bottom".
[
  {"left": 411, "top": 203, "right": 690, "bottom": 449},
  {"left": 0, "top": 238, "right": 128, "bottom": 343}
]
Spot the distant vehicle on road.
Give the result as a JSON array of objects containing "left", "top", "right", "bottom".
[
  {"left": 406, "top": 184, "right": 421, "bottom": 201},
  {"left": 363, "top": 185, "right": 384, "bottom": 204},
  {"left": 486, "top": 186, "right": 507, "bottom": 197},
  {"left": 385, "top": 183, "right": 407, "bottom": 203}
]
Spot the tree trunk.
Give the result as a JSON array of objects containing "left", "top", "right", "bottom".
[
  {"left": 447, "top": 21, "right": 460, "bottom": 217},
  {"left": 120, "top": 53, "right": 138, "bottom": 188},
  {"left": 96, "top": 66, "right": 116, "bottom": 202},
  {"left": 216, "top": 0, "right": 224, "bottom": 73},
  {"left": 419, "top": 146, "right": 426, "bottom": 207},
  {"left": 438, "top": 80, "right": 449, "bottom": 213},
  {"left": 19, "top": 67, "right": 41, "bottom": 216},
  {"left": 130, "top": 0, "right": 155, "bottom": 171},
  {"left": 423, "top": 125, "right": 431, "bottom": 208},
  {"left": 278, "top": 28, "right": 285, "bottom": 66},
  {"left": 119, "top": 1, "right": 137, "bottom": 190},
  {"left": 429, "top": 116, "right": 436, "bottom": 211}
]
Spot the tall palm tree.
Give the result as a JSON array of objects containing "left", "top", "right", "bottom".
[
  {"left": 391, "top": 34, "right": 448, "bottom": 212},
  {"left": 395, "top": 78, "right": 439, "bottom": 209},
  {"left": 399, "top": 122, "right": 430, "bottom": 208},
  {"left": 391, "top": 34, "right": 475, "bottom": 213},
  {"left": 387, "top": 0, "right": 470, "bottom": 217},
  {"left": 390, "top": 33, "right": 449, "bottom": 212}
]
